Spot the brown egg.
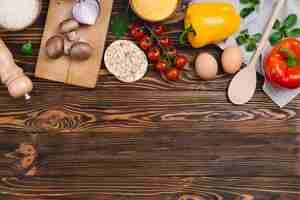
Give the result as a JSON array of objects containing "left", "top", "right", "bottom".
[
  {"left": 222, "top": 46, "right": 243, "bottom": 74},
  {"left": 195, "top": 53, "right": 218, "bottom": 80}
]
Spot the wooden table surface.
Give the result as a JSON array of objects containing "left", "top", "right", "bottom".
[{"left": 0, "top": 0, "right": 300, "bottom": 199}]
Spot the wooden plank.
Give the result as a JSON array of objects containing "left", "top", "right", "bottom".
[
  {"left": 35, "top": 0, "right": 113, "bottom": 88},
  {"left": 0, "top": 176, "right": 299, "bottom": 199},
  {"left": 0, "top": 89, "right": 297, "bottom": 134},
  {"left": 0, "top": 131, "right": 299, "bottom": 177}
]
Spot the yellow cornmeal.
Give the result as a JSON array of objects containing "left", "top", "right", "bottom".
[{"left": 131, "top": 0, "right": 178, "bottom": 22}]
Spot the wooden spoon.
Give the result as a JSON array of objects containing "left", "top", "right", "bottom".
[{"left": 228, "top": 0, "right": 286, "bottom": 105}]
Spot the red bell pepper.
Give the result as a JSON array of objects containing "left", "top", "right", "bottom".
[{"left": 264, "top": 38, "right": 300, "bottom": 89}]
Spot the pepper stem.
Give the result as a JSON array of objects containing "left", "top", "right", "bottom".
[
  {"left": 179, "top": 26, "right": 194, "bottom": 45},
  {"left": 279, "top": 48, "right": 299, "bottom": 68}
]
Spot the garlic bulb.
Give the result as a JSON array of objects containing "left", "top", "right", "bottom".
[{"left": 72, "top": 0, "right": 100, "bottom": 25}]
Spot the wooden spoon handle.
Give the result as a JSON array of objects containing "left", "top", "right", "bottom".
[{"left": 249, "top": 0, "right": 286, "bottom": 68}]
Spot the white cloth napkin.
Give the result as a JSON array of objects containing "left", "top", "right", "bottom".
[{"left": 222, "top": 0, "right": 300, "bottom": 107}]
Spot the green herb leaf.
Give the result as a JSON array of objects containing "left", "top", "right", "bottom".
[
  {"left": 236, "top": 35, "right": 248, "bottom": 45},
  {"left": 250, "top": 0, "right": 260, "bottom": 4},
  {"left": 240, "top": 7, "right": 255, "bottom": 18},
  {"left": 21, "top": 42, "right": 33, "bottom": 56},
  {"left": 269, "top": 31, "right": 283, "bottom": 45},
  {"left": 111, "top": 13, "right": 129, "bottom": 38},
  {"left": 236, "top": 30, "right": 250, "bottom": 45},
  {"left": 288, "top": 28, "right": 300, "bottom": 37},
  {"left": 236, "top": 30, "right": 261, "bottom": 51},
  {"left": 283, "top": 14, "right": 298, "bottom": 29},
  {"left": 279, "top": 25, "right": 289, "bottom": 36},
  {"left": 252, "top": 33, "right": 262, "bottom": 42},
  {"left": 240, "top": 0, "right": 251, "bottom": 4},
  {"left": 246, "top": 42, "right": 257, "bottom": 52}
]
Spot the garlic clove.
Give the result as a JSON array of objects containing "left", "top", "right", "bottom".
[
  {"left": 72, "top": 0, "right": 100, "bottom": 25},
  {"left": 86, "top": 0, "right": 100, "bottom": 8}
]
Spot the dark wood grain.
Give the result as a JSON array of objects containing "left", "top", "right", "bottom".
[
  {"left": 0, "top": 0, "right": 299, "bottom": 199},
  {"left": 0, "top": 89, "right": 298, "bottom": 134},
  {"left": 0, "top": 131, "right": 300, "bottom": 177},
  {"left": 0, "top": 176, "right": 299, "bottom": 199}
]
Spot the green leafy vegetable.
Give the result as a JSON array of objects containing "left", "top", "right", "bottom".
[
  {"left": 252, "top": 33, "right": 262, "bottom": 42},
  {"left": 269, "top": 14, "right": 300, "bottom": 45},
  {"left": 269, "top": 31, "right": 283, "bottom": 45},
  {"left": 111, "top": 14, "right": 129, "bottom": 38},
  {"left": 239, "top": 0, "right": 260, "bottom": 19},
  {"left": 111, "top": 2, "right": 137, "bottom": 38},
  {"left": 240, "top": 7, "right": 255, "bottom": 18},
  {"left": 283, "top": 14, "right": 298, "bottom": 29},
  {"left": 21, "top": 41, "right": 33, "bottom": 56},
  {"left": 288, "top": 28, "right": 300, "bottom": 37},
  {"left": 236, "top": 29, "right": 262, "bottom": 52}
]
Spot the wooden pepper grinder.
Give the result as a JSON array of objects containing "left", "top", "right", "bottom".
[{"left": 0, "top": 38, "right": 33, "bottom": 99}]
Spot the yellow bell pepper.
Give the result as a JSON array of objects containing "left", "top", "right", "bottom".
[{"left": 184, "top": 2, "right": 241, "bottom": 48}]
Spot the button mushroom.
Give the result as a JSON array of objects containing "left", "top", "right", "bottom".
[
  {"left": 59, "top": 19, "right": 80, "bottom": 34},
  {"left": 46, "top": 35, "right": 64, "bottom": 59},
  {"left": 70, "top": 42, "right": 93, "bottom": 61}
]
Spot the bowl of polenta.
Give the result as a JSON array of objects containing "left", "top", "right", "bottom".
[{"left": 129, "top": 0, "right": 179, "bottom": 22}]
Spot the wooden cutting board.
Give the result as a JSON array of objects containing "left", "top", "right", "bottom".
[{"left": 35, "top": 0, "right": 114, "bottom": 88}]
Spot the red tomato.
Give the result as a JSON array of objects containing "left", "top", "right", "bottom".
[
  {"left": 166, "top": 68, "right": 180, "bottom": 81},
  {"left": 130, "top": 25, "right": 145, "bottom": 41},
  {"left": 147, "top": 47, "right": 161, "bottom": 62},
  {"left": 153, "top": 25, "right": 165, "bottom": 36},
  {"left": 139, "top": 36, "right": 153, "bottom": 51},
  {"left": 159, "top": 37, "right": 172, "bottom": 46},
  {"left": 155, "top": 60, "right": 168, "bottom": 72},
  {"left": 175, "top": 55, "right": 188, "bottom": 69},
  {"left": 265, "top": 38, "right": 300, "bottom": 89}
]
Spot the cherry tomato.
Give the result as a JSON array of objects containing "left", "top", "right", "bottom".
[
  {"left": 155, "top": 60, "right": 168, "bottom": 72},
  {"left": 166, "top": 68, "right": 180, "bottom": 81},
  {"left": 165, "top": 47, "right": 177, "bottom": 57},
  {"left": 147, "top": 47, "right": 161, "bottom": 62},
  {"left": 139, "top": 36, "right": 153, "bottom": 51},
  {"left": 130, "top": 25, "right": 145, "bottom": 41},
  {"left": 159, "top": 37, "right": 172, "bottom": 46},
  {"left": 175, "top": 55, "right": 188, "bottom": 69},
  {"left": 153, "top": 25, "right": 165, "bottom": 36}
]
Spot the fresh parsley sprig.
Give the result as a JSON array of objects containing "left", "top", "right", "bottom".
[
  {"left": 236, "top": 29, "right": 262, "bottom": 52},
  {"left": 269, "top": 14, "right": 300, "bottom": 45},
  {"left": 240, "top": 0, "right": 260, "bottom": 19},
  {"left": 111, "top": 1, "right": 137, "bottom": 38}
]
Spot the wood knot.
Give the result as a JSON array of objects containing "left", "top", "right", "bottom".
[
  {"left": 16, "top": 143, "right": 36, "bottom": 156},
  {"left": 26, "top": 109, "right": 95, "bottom": 131},
  {"left": 6, "top": 142, "right": 43, "bottom": 177},
  {"left": 35, "top": 110, "right": 69, "bottom": 129}
]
